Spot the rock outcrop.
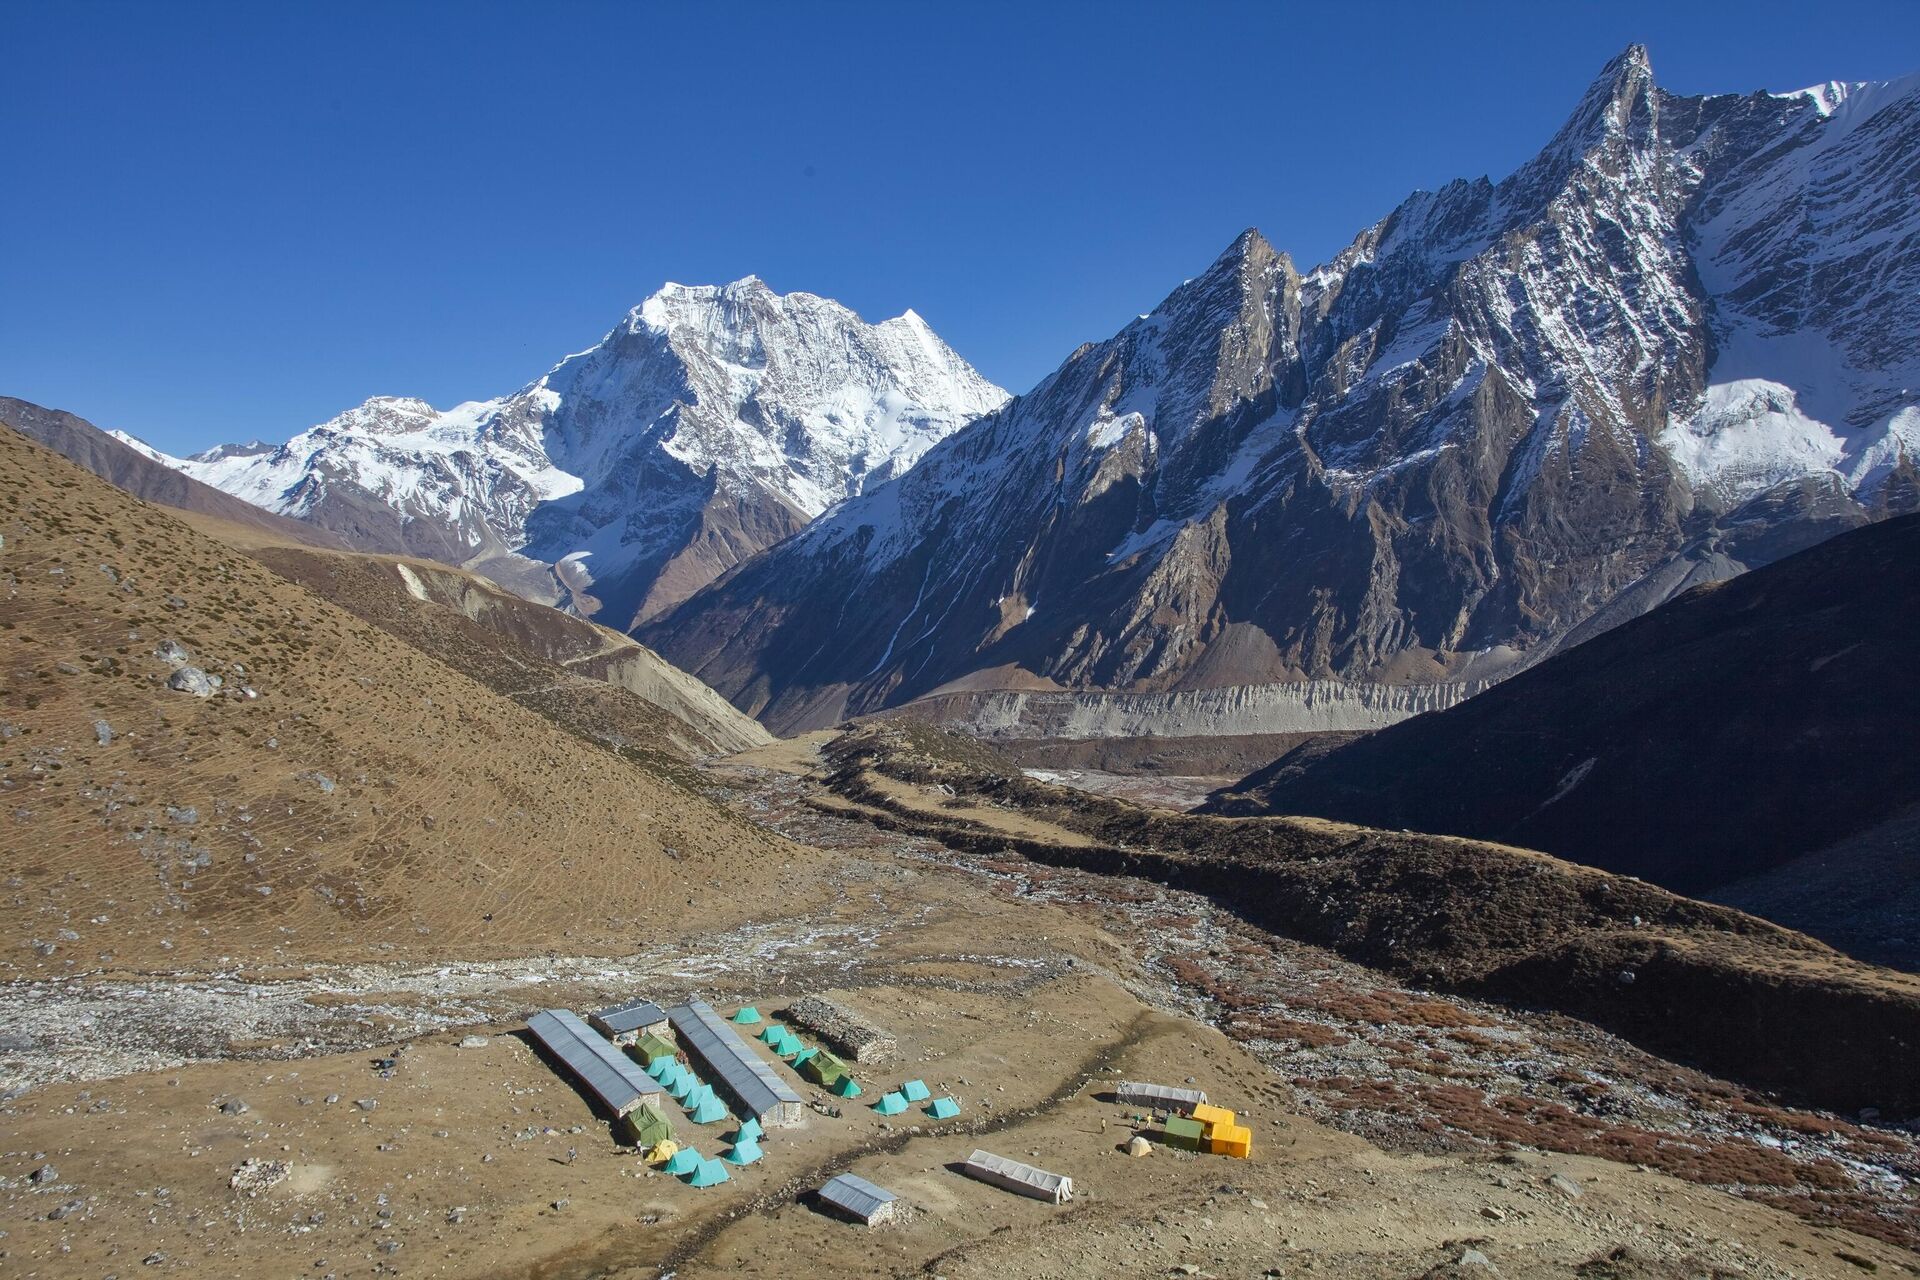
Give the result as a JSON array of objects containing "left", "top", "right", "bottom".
[{"left": 643, "top": 50, "right": 1920, "bottom": 733}]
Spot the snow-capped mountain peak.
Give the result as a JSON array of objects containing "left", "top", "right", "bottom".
[
  {"left": 145, "top": 279, "right": 1006, "bottom": 626},
  {"left": 638, "top": 48, "right": 1920, "bottom": 734}
]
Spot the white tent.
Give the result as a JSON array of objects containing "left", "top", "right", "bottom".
[
  {"left": 1116, "top": 1081, "right": 1207, "bottom": 1114},
  {"left": 959, "top": 1149, "right": 1073, "bottom": 1204}
]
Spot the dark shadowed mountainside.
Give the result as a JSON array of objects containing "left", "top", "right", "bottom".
[{"left": 1205, "top": 514, "right": 1920, "bottom": 962}]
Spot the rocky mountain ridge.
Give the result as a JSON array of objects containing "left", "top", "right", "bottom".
[
  {"left": 643, "top": 47, "right": 1920, "bottom": 733},
  {"left": 130, "top": 279, "right": 1006, "bottom": 628}
]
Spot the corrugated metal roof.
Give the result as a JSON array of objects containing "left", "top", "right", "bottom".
[
  {"left": 820, "top": 1172, "right": 898, "bottom": 1221},
  {"left": 591, "top": 999, "right": 667, "bottom": 1035},
  {"left": 668, "top": 1000, "right": 803, "bottom": 1120},
  {"left": 527, "top": 1008, "right": 663, "bottom": 1117}
]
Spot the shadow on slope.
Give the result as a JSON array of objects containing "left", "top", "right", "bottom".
[
  {"left": 819, "top": 723, "right": 1920, "bottom": 1119},
  {"left": 1206, "top": 515, "right": 1920, "bottom": 966}
]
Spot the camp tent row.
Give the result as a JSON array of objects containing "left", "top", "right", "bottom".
[
  {"left": 818, "top": 1172, "right": 900, "bottom": 1226},
  {"left": 669, "top": 998, "right": 806, "bottom": 1127},
  {"left": 1116, "top": 1081, "right": 1207, "bottom": 1115},
  {"left": 526, "top": 1009, "right": 663, "bottom": 1118},
  {"left": 959, "top": 1149, "right": 1073, "bottom": 1204}
]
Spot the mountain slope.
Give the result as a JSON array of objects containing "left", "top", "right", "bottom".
[
  {"left": 136, "top": 280, "right": 1005, "bottom": 628},
  {"left": 4, "top": 396, "right": 765, "bottom": 758},
  {"left": 0, "top": 397, "right": 347, "bottom": 550},
  {"left": 642, "top": 49, "right": 1920, "bottom": 733},
  {"left": 247, "top": 546, "right": 772, "bottom": 757},
  {"left": 822, "top": 721, "right": 1920, "bottom": 1116},
  {"left": 1203, "top": 514, "right": 1920, "bottom": 962},
  {"left": 0, "top": 423, "right": 802, "bottom": 973}
]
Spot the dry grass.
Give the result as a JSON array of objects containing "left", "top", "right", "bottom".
[{"left": 0, "top": 426, "right": 818, "bottom": 974}]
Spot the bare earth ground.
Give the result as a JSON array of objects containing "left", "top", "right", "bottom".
[{"left": 0, "top": 735, "right": 1916, "bottom": 1279}]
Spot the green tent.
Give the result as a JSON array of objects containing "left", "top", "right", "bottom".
[
  {"left": 832, "top": 1076, "right": 863, "bottom": 1099},
  {"left": 632, "top": 1032, "right": 677, "bottom": 1067},
  {"left": 687, "top": 1158, "right": 731, "bottom": 1187},
  {"left": 731, "top": 1006, "right": 763, "bottom": 1025},
  {"left": 901, "top": 1079, "right": 931, "bottom": 1102},
  {"left": 620, "top": 1101, "right": 674, "bottom": 1148},
  {"left": 759, "top": 1023, "right": 788, "bottom": 1045},
  {"left": 801, "top": 1048, "right": 849, "bottom": 1087},
  {"left": 872, "top": 1091, "right": 908, "bottom": 1115},
  {"left": 662, "top": 1147, "right": 702, "bottom": 1176},
  {"left": 1162, "top": 1115, "right": 1208, "bottom": 1152},
  {"left": 789, "top": 1046, "right": 819, "bottom": 1067},
  {"left": 926, "top": 1096, "right": 961, "bottom": 1120},
  {"left": 689, "top": 1093, "right": 731, "bottom": 1124}
]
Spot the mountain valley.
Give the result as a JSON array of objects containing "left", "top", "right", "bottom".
[
  {"left": 5, "top": 34, "right": 1920, "bottom": 1280},
  {"left": 1206, "top": 514, "right": 1920, "bottom": 967}
]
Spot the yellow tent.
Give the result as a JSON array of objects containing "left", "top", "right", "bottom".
[
  {"left": 644, "top": 1138, "right": 680, "bottom": 1167},
  {"left": 1209, "top": 1123, "right": 1253, "bottom": 1159}
]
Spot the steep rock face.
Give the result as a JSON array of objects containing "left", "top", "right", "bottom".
[
  {"left": 138, "top": 279, "right": 1006, "bottom": 628},
  {"left": 643, "top": 49, "right": 1920, "bottom": 733}
]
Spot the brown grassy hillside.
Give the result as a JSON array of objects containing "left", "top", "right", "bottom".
[
  {"left": 241, "top": 544, "right": 771, "bottom": 759},
  {"left": 0, "top": 397, "right": 346, "bottom": 549},
  {"left": 0, "top": 425, "right": 812, "bottom": 974}
]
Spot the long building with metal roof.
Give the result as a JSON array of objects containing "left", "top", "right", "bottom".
[
  {"left": 667, "top": 999, "right": 805, "bottom": 1127},
  {"left": 526, "top": 1008, "right": 664, "bottom": 1118},
  {"left": 1116, "top": 1081, "right": 1207, "bottom": 1114}
]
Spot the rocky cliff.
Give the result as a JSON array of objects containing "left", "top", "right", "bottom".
[{"left": 643, "top": 49, "right": 1920, "bottom": 732}]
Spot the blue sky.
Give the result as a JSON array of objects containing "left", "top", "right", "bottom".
[{"left": 5, "top": 2, "right": 1919, "bottom": 455}]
